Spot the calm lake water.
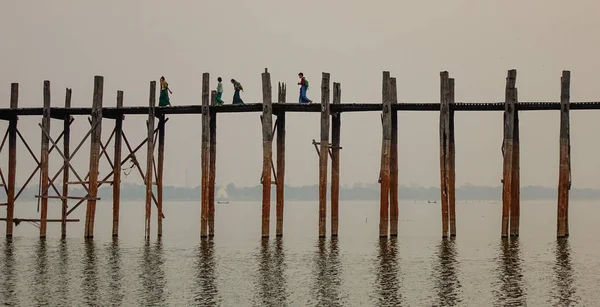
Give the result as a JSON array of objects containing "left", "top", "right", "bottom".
[{"left": 1, "top": 199, "right": 599, "bottom": 306}]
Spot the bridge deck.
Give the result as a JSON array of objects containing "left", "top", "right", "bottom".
[{"left": 1, "top": 102, "right": 600, "bottom": 118}]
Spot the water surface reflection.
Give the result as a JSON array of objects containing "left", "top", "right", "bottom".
[
  {"left": 34, "top": 239, "right": 49, "bottom": 305},
  {"left": 107, "top": 238, "right": 124, "bottom": 306},
  {"left": 254, "top": 238, "right": 288, "bottom": 306},
  {"left": 432, "top": 238, "right": 461, "bottom": 306},
  {"left": 493, "top": 238, "right": 525, "bottom": 306},
  {"left": 82, "top": 239, "right": 99, "bottom": 306},
  {"left": 310, "top": 238, "right": 343, "bottom": 306},
  {"left": 194, "top": 239, "right": 219, "bottom": 306},
  {"left": 1, "top": 239, "right": 18, "bottom": 306},
  {"left": 553, "top": 238, "right": 578, "bottom": 306},
  {"left": 139, "top": 238, "right": 167, "bottom": 306},
  {"left": 375, "top": 238, "right": 402, "bottom": 306}
]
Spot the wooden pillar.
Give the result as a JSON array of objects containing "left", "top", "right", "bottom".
[
  {"left": 6, "top": 83, "right": 18, "bottom": 237},
  {"left": 389, "top": 78, "right": 399, "bottom": 237},
  {"left": 448, "top": 78, "right": 456, "bottom": 236},
  {"left": 557, "top": 70, "right": 571, "bottom": 238},
  {"left": 61, "top": 88, "right": 72, "bottom": 238},
  {"left": 208, "top": 90, "right": 217, "bottom": 237},
  {"left": 276, "top": 82, "right": 286, "bottom": 237},
  {"left": 157, "top": 113, "right": 166, "bottom": 237},
  {"left": 501, "top": 70, "right": 517, "bottom": 238},
  {"left": 144, "top": 80, "right": 155, "bottom": 239},
  {"left": 439, "top": 72, "right": 449, "bottom": 238},
  {"left": 261, "top": 68, "right": 273, "bottom": 238},
  {"left": 319, "top": 72, "right": 331, "bottom": 238},
  {"left": 380, "top": 71, "right": 391, "bottom": 238},
  {"left": 84, "top": 76, "right": 104, "bottom": 238},
  {"left": 510, "top": 106, "right": 520, "bottom": 236},
  {"left": 331, "top": 82, "right": 341, "bottom": 237},
  {"left": 112, "top": 91, "right": 123, "bottom": 237},
  {"left": 200, "top": 73, "right": 210, "bottom": 238},
  {"left": 40, "top": 80, "right": 51, "bottom": 238}
]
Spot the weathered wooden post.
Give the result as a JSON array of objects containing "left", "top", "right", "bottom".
[
  {"left": 208, "top": 90, "right": 217, "bottom": 237},
  {"left": 439, "top": 72, "right": 449, "bottom": 238},
  {"left": 112, "top": 90, "right": 123, "bottom": 237},
  {"left": 261, "top": 68, "right": 273, "bottom": 238},
  {"left": 501, "top": 69, "right": 517, "bottom": 238},
  {"left": 380, "top": 72, "right": 391, "bottom": 238},
  {"left": 511, "top": 102, "right": 520, "bottom": 237},
  {"left": 389, "top": 78, "right": 399, "bottom": 237},
  {"left": 61, "top": 88, "right": 72, "bottom": 238},
  {"left": 331, "top": 82, "right": 341, "bottom": 237},
  {"left": 144, "top": 80, "right": 155, "bottom": 239},
  {"left": 40, "top": 80, "right": 51, "bottom": 238},
  {"left": 6, "top": 83, "right": 18, "bottom": 237},
  {"left": 200, "top": 73, "right": 210, "bottom": 238},
  {"left": 276, "top": 82, "right": 286, "bottom": 237},
  {"left": 448, "top": 78, "right": 456, "bottom": 236},
  {"left": 319, "top": 72, "right": 331, "bottom": 238},
  {"left": 84, "top": 76, "right": 104, "bottom": 238},
  {"left": 157, "top": 112, "right": 166, "bottom": 237},
  {"left": 557, "top": 70, "right": 571, "bottom": 238}
]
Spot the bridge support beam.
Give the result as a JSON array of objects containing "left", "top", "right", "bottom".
[
  {"left": 331, "top": 82, "right": 341, "bottom": 237},
  {"left": 448, "top": 78, "right": 456, "bottom": 236},
  {"left": 40, "top": 81, "right": 51, "bottom": 238},
  {"left": 6, "top": 84, "right": 18, "bottom": 238},
  {"left": 84, "top": 76, "right": 104, "bottom": 238},
  {"left": 319, "top": 72, "right": 331, "bottom": 238},
  {"left": 201, "top": 73, "right": 210, "bottom": 238},
  {"left": 380, "top": 71, "right": 391, "bottom": 238},
  {"left": 61, "top": 88, "right": 72, "bottom": 238},
  {"left": 144, "top": 80, "right": 155, "bottom": 239},
  {"left": 276, "top": 82, "right": 286, "bottom": 237},
  {"left": 261, "top": 69, "right": 273, "bottom": 238},
  {"left": 389, "top": 78, "right": 399, "bottom": 237},
  {"left": 208, "top": 91, "right": 217, "bottom": 237},
  {"left": 112, "top": 91, "right": 123, "bottom": 237},
  {"left": 501, "top": 70, "right": 518, "bottom": 237},
  {"left": 557, "top": 71, "right": 571, "bottom": 238}
]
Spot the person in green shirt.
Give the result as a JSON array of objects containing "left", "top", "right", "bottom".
[
  {"left": 216, "top": 77, "right": 224, "bottom": 105},
  {"left": 159, "top": 76, "right": 172, "bottom": 107},
  {"left": 230, "top": 78, "right": 244, "bottom": 105}
]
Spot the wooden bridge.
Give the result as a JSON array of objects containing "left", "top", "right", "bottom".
[{"left": 0, "top": 69, "right": 582, "bottom": 240}]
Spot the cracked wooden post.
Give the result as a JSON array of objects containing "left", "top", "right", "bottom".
[
  {"left": 439, "top": 72, "right": 449, "bottom": 238},
  {"left": 6, "top": 83, "right": 18, "bottom": 237},
  {"left": 511, "top": 99, "right": 520, "bottom": 237},
  {"left": 84, "top": 76, "right": 103, "bottom": 238},
  {"left": 200, "top": 73, "right": 210, "bottom": 238},
  {"left": 276, "top": 82, "right": 286, "bottom": 237},
  {"left": 261, "top": 68, "right": 273, "bottom": 238},
  {"left": 389, "top": 77, "right": 399, "bottom": 237},
  {"left": 501, "top": 69, "right": 517, "bottom": 238},
  {"left": 112, "top": 90, "right": 123, "bottom": 237},
  {"left": 319, "top": 72, "right": 331, "bottom": 238},
  {"left": 557, "top": 70, "right": 571, "bottom": 238},
  {"left": 448, "top": 78, "right": 456, "bottom": 237},
  {"left": 144, "top": 80, "right": 155, "bottom": 239},
  {"left": 40, "top": 80, "right": 51, "bottom": 238},
  {"left": 157, "top": 113, "right": 166, "bottom": 237},
  {"left": 331, "top": 82, "right": 341, "bottom": 237},
  {"left": 208, "top": 90, "right": 217, "bottom": 237},
  {"left": 380, "top": 71, "right": 391, "bottom": 238},
  {"left": 61, "top": 88, "right": 72, "bottom": 238}
]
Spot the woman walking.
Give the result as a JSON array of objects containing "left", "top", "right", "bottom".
[
  {"left": 231, "top": 79, "right": 244, "bottom": 105},
  {"left": 159, "top": 76, "right": 172, "bottom": 106}
]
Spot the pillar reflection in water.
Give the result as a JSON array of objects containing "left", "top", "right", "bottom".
[
  {"left": 56, "top": 239, "right": 70, "bottom": 305},
  {"left": 195, "top": 238, "right": 218, "bottom": 305},
  {"left": 375, "top": 237, "right": 402, "bottom": 306},
  {"left": 493, "top": 238, "right": 525, "bottom": 306},
  {"left": 433, "top": 238, "right": 461, "bottom": 306},
  {"left": 139, "top": 238, "right": 167, "bottom": 306},
  {"left": 1, "top": 239, "right": 18, "bottom": 306},
  {"left": 82, "top": 239, "right": 99, "bottom": 306},
  {"left": 34, "top": 239, "right": 50, "bottom": 306},
  {"left": 553, "top": 238, "right": 578, "bottom": 305},
  {"left": 107, "top": 238, "right": 124, "bottom": 305},
  {"left": 254, "top": 238, "right": 288, "bottom": 306},
  {"left": 309, "top": 238, "right": 342, "bottom": 306}
]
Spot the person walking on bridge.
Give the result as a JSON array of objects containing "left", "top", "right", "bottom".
[
  {"left": 216, "top": 77, "right": 224, "bottom": 105},
  {"left": 231, "top": 79, "right": 244, "bottom": 105},
  {"left": 159, "top": 76, "right": 172, "bottom": 106},
  {"left": 298, "top": 72, "right": 312, "bottom": 104}
]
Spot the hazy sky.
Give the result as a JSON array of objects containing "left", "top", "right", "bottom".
[{"left": 1, "top": 0, "right": 600, "bottom": 190}]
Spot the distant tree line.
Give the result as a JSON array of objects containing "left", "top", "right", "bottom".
[{"left": 5, "top": 182, "right": 600, "bottom": 201}]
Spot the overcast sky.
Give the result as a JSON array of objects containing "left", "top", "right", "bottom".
[{"left": 1, "top": 0, "right": 600, "bottom": 190}]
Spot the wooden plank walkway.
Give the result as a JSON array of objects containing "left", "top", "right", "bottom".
[{"left": 2, "top": 101, "right": 600, "bottom": 118}]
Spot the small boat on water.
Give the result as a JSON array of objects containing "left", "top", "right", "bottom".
[
  {"left": 217, "top": 201, "right": 229, "bottom": 204},
  {"left": 428, "top": 200, "right": 437, "bottom": 204}
]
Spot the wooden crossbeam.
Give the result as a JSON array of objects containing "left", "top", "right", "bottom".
[
  {"left": 0, "top": 218, "right": 79, "bottom": 223},
  {"left": 15, "top": 129, "right": 62, "bottom": 199},
  {"left": 35, "top": 195, "right": 100, "bottom": 200}
]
